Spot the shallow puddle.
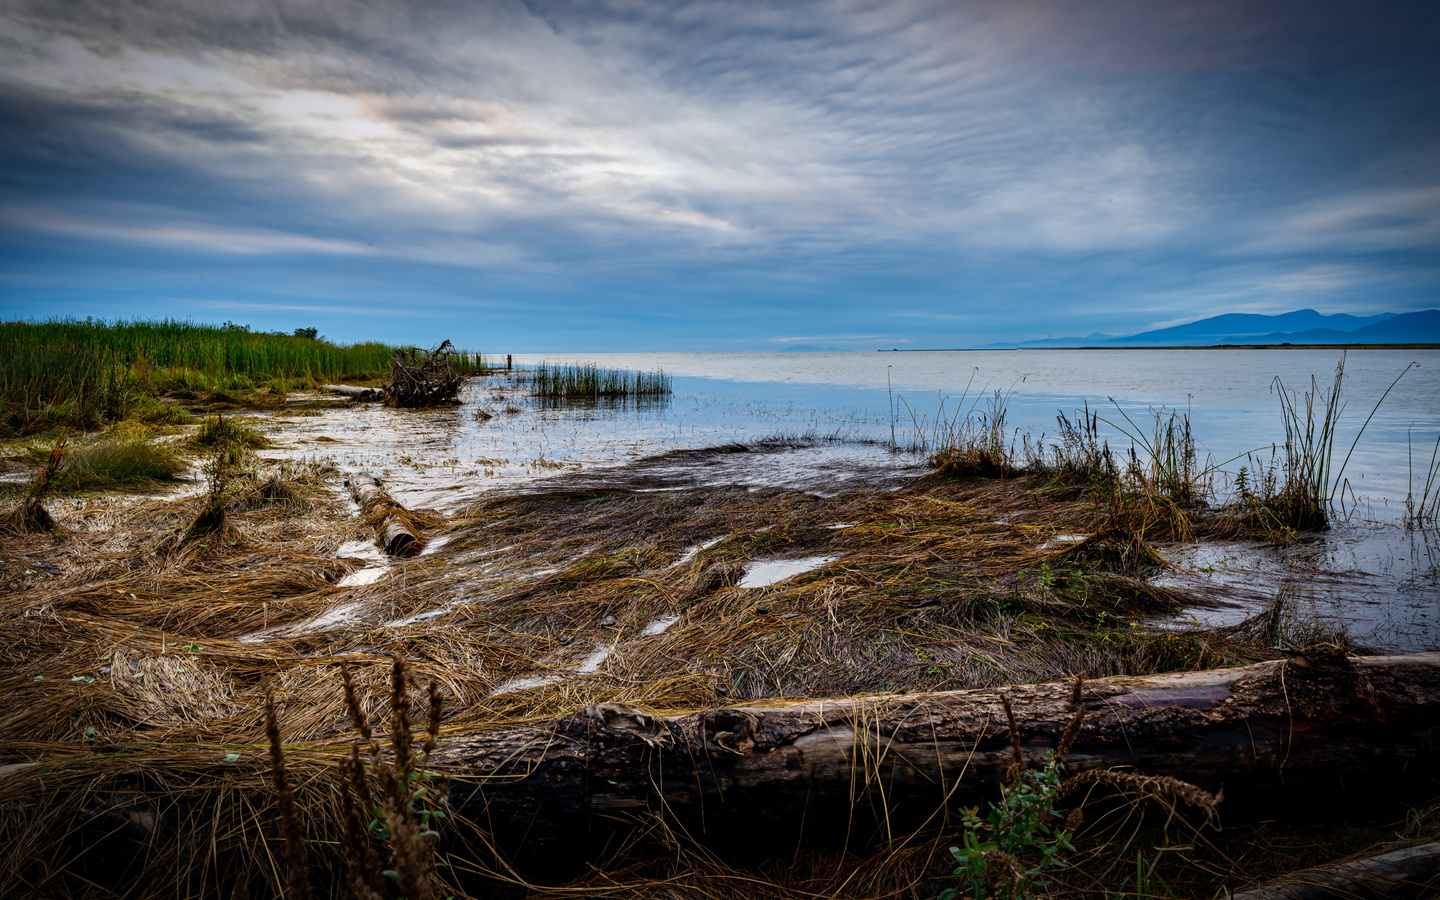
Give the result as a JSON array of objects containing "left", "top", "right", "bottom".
[{"left": 740, "top": 554, "right": 841, "bottom": 588}]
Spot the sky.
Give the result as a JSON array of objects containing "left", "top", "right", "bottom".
[{"left": 1, "top": 0, "right": 1437, "bottom": 352}]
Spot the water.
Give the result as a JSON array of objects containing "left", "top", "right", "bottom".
[
  {"left": 510, "top": 348, "right": 1440, "bottom": 512},
  {"left": 261, "top": 348, "right": 1439, "bottom": 651}
]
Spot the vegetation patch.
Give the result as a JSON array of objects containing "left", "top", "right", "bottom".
[
  {"left": 531, "top": 361, "right": 672, "bottom": 400},
  {"left": 0, "top": 317, "right": 485, "bottom": 436},
  {"left": 46, "top": 436, "right": 187, "bottom": 492}
]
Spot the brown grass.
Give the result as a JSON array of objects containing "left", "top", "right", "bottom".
[{"left": 0, "top": 441, "right": 1420, "bottom": 899}]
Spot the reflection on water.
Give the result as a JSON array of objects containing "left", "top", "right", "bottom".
[
  {"left": 534, "top": 394, "right": 672, "bottom": 414},
  {"left": 1157, "top": 523, "right": 1439, "bottom": 652}
]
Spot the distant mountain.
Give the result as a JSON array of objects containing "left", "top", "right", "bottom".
[
  {"left": 980, "top": 332, "right": 1120, "bottom": 349},
  {"left": 1116, "top": 309, "right": 1395, "bottom": 346},
  {"left": 989, "top": 309, "right": 1435, "bottom": 349},
  {"left": 1220, "top": 309, "right": 1440, "bottom": 345}
]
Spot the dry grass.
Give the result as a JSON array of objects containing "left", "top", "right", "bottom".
[{"left": 0, "top": 441, "right": 1421, "bottom": 899}]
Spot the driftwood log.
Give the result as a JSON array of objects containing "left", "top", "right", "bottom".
[
  {"left": 439, "top": 653, "right": 1440, "bottom": 863},
  {"left": 344, "top": 472, "right": 424, "bottom": 556},
  {"left": 321, "top": 383, "right": 384, "bottom": 401},
  {"left": 1230, "top": 841, "right": 1440, "bottom": 899}
]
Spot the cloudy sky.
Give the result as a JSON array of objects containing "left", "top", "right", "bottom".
[{"left": 1, "top": 1, "right": 1437, "bottom": 350}]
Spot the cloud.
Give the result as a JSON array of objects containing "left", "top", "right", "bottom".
[
  {"left": 0, "top": 0, "right": 1437, "bottom": 347},
  {"left": 0, "top": 206, "right": 372, "bottom": 256}
]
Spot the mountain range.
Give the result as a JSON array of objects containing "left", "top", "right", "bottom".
[{"left": 983, "top": 309, "right": 1440, "bottom": 349}]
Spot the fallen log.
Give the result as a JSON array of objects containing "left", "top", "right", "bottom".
[
  {"left": 344, "top": 472, "right": 424, "bottom": 556},
  {"left": 439, "top": 653, "right": 1440, "bottom": 863},
  {"left": 1229, "top": 841, "right": 1440, "bottom": 899},
  {"left": 321, "top": 383, "right": 384, "bottom": 401}
]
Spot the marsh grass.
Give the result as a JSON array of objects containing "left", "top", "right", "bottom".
[
  {"left": 1101, "top": 401, "right": 1203, "bottom": 505},
  {"left": 0, "top": 318, "right": 485, "bottom": 436},
  {"left": 0, "top": 381, "right": 1424, "bottom": 899},
  {"left": 1266, "top": 355, "right": 1416, "bottom": 530},
  {"left": 127, "top": 394, "right": 195, "bottom": 426},
  {"left": 45, "top": 437, "right": 187, "bottom": 492},
  {"left": 530, "top": 362, "right": 671, "bottom": 400},
  {"left": 193, "top": 413, "right": 269, "bottom": 450},
  {"left": 1405, "top": 429, "right": 1440, "bottom": 527},
  {"left": 0, "top": 453, "right": 1400, "bottom": 899}
]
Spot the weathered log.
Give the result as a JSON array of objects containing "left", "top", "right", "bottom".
[
  {"left": 321, "top": 383, "right": 384, "bottom": 401},
  {"left": 344, "top": 472, "right": 424, "bottom": 556},
  {"left": 1229, "top": 841, "right": 1440, "bottom": 899},
  {"left": 439, "top": 653, "right": 1440, "bottom": 863}
]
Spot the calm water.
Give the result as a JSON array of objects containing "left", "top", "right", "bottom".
[
  {"left": 513, "top": 348, "right": 1440, "bottom": 509},
  {"left": 266, "top": 348, "right": 1439, "bottom": 651}
]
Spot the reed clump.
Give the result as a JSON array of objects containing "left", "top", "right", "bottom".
[
  {"left": 1257, "top": 355, "right": 1416, "bottom": 530},
  {"left": 530, "top": 362, "right": 672, "bottom": 400},
  {"left": 193, "top": 413, "right": 269, "bottom": 450},
  {"left": 1405, "top": 429, "right": 1440, "bottom": 527}
]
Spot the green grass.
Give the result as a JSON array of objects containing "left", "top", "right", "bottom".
[
  {"left": 193, "top": 414, "right": 269, "bottom": 449},
  {"left": 0, "top": 318, "right": 486, "bottom": 436},
  {"left": 49, "top": 437, "right": 188, "bottom": 492},
  {"left": 531, "top": 362, "right": 671, "bottom": 399}
]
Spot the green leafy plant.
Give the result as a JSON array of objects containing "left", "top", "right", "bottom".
[
  {"left": 940, "top": 691, "right": 1083, "bottom": 900},
  {"left": 940, "top": 754, "right": 1075, "bottom": 900}
]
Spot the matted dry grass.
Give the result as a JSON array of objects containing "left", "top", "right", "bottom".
[{"left": 0, "top": 443, "right": 1422, "bottom": 898}]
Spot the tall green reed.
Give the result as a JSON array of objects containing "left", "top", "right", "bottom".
[
  {"left": 0, "top": 318, "right": 484, "bottom": 436},
  {"left": 1269, "top": 354, "right": 1415, "bottom": 529},
  {"left": 1101, "top": 401, "right": 1202, "bottom": 504},
  {"left": 530, "top": 362, "right": 671, "bottom": 400},
  {"left": 1406, "top": 428, "right": 1440, "bottom": 527}
]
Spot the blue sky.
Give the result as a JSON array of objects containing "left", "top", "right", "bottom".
[{"left": 1, "top": 1, "right": 1437, "bottom": 351}]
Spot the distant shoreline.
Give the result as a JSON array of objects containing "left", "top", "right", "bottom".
[{"left": 878, "top": 343, "right": 1440, "bottom": 352}]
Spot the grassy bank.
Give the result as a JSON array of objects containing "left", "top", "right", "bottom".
[{"left": 0, "top": 318, "right": 486, "bottom": 436}]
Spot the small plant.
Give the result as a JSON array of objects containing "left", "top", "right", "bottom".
[
  {"left": 339, "top": 656, "right": 448, "bottom": 900},
  {"left": 941, "top": 692, "right": 1082, "bottom": 900},
  {"left": 1115, "top": 851, "right": 1177, "bottom": 899},
  {"left": 264, "top": 655, "right": 448, "bottom": 900},
  {"left": 941, "top": 754, "right": 1075, "bottom": 900}
]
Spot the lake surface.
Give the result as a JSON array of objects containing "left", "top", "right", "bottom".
[
  {"left": 268, "top": 348, "right": 1439, "bottom": 651},
  {"left": 512, "top": 348, "right": 1440, "bottom": 510}
]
